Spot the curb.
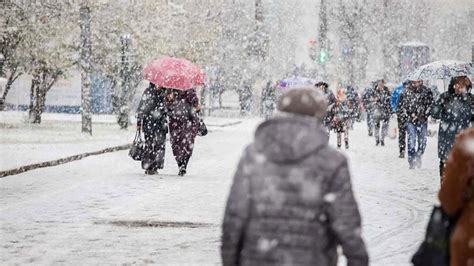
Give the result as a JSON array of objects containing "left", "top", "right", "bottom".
[{"left": 0, "top": 144, "right": 131, "bottom": 178}]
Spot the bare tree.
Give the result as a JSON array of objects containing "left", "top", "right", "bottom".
[{"left": 79, "top": 3, "right": 92, "bottom": 134}]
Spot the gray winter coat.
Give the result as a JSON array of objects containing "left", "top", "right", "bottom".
[{"left": 221, "top": 114, "right": 368, "bottom": 266}]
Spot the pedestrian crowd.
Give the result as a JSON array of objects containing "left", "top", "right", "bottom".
[
  {"left": 222, "top": 76, "right": 473, "bottom": 266},
  {"left": 131, "top": 56, "right": 473, "bottom": 266}
]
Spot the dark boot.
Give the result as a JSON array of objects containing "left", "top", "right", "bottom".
[
  {"left": 399, "top": 149, "right": 405, "bottom": 158},
  {"left": 145, "top": 169, "right": 157, "bottom": 175},
  {"left": 380, "top": 140, "right": 385, "bottom": 146},
  {"left": 177, "top": 159, "right": 187, "bottom": 176},
  {"left": 345, "top": 140, "right": 349, "bottom": 149}
]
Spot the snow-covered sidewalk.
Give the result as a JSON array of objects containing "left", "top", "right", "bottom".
[
  {"left": 1, "top": 116, "right": 441, "bottom": 265},
  {"left": 0, "top": 111, "right": 242, "bottom": 171}
]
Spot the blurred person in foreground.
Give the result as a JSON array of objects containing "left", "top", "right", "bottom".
[
  {"left": 439, "top": 127, "right": 474, "bottom": 266},
  {"left": 221, "top": 87, "right": 368, "bottom": 266}
]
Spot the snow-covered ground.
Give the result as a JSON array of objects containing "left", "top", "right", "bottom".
[
  {"left": 0, "top": 111, "right": 241, "bottom": 171},
  {"left": 1, "top": 112, "right": 441, "bottom": 265}
]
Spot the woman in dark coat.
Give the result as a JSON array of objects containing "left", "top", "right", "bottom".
[
  {"left": 166, "top": 88, "right": 201, "bottom": 176},
  {"left": 432, "top": 76, "right": 472, "bottom": 179},
  {"left": 136, "top": 83, "right": 168, "bottom": 175}
]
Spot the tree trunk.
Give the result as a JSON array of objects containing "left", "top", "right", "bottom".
[
  {"left": 0, "top": 66, "right": 21, "bottom": 111},
  {"left": 32, "top": 88, "right": 46, "bottom": 124},
  {"left": 117, "top": 35, "right": 132, "bottom": 130},
  {"left": 80, "top": 4, "right": 92, "bottom": 135},
  {"left": 29, "top": 72, "right": 59, "bottom": 124},
  {"left": 28, "top": 77, "right": 38, "bottom": 120},
  {"left": 218, "top": 89, "right": 224, "bottom": 109}
]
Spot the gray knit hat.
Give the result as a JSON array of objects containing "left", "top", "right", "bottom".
[{"left": 277, "top": 87, "right": 327, "bottom": 119}]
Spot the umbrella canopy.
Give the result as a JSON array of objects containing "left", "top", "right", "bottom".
[
  {"left": 144, "top": 57, "right": 205, "bottom": 90},
  {"left": 406, "top": 60, "right": 473, "bottom": 81},
  {"left": 278, "top": 76, "right": 316, "bottom": 89}
]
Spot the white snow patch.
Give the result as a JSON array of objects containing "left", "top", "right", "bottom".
[
  {"left": 461, "top": 139, "right": 474, "bottom": 155},
  {"left": 257, "top": 238, "right": 278, "bottom": 253},
  {"left": 323, "top": 193, "right": 337, "bottom": 203},
  {"left": 281, "top": 97, "right": 292, "bottom": 108},
  {"left": 255, "top": 153, "right": 267, "bottom": 164},
  {"left": 468, "top": 238, "right": 474, "bottom": 249}
]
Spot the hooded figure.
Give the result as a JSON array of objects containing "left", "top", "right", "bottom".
[
  {"left": 432, "top": 76, "right": 472, "bottom": 178},
  {"left": 439, "top": 128, "right": 474, "bottom": 266},
  {"left": 221, "top": 87, "right": 368, "bottom": 266}
]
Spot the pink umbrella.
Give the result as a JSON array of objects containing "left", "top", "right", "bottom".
[{"left": 144, "top": 57, "right": 205, "bottom": 90}]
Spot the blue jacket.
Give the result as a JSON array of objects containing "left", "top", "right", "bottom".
[{"left": 390, "top": 83, "right": 404, "bottom": 112}]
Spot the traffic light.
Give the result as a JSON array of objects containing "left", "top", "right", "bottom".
[{"left": 319, "top": 49, "right": 327, "bottom": 64}]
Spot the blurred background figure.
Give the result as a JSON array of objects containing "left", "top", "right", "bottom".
[
  {"left": 330, "top": 86, "right": 352, "bottom": 149},
  {"left": 372, "top": 79, "right": 392, "bottom": 147}
]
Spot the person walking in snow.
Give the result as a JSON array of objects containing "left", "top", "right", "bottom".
[
  {"left": 371, "top": 79, "right": 392, "bottom": 146},
  {"left": 166, "top": 88, "right": 201, "bottom": 176},
  {"left": 329, "top": 87, "right": 352, "bottom": 149},
  {"left": 438, "top": 127, "right": 474, "bottom": 266},
  {"left": 261, "top": 80, "right": 277, "bottom": 120},
  {"left": 432, "top": 76, "right": 472, "bottom": 179},
  {"left": 315, "top": 81, "right": 336, "bottom": 135},
  {"left": 362, "top": 82, "right": 377, "bottom": 136},
  {"left": 221, "top": 87, "right": 368, "bottom": 266},
  {"left": 397, "top": 79, "right": 434, "bottom": 169},
  {"left": 345, "top": 86, "right": 361, "bottom": 130},
  {"left": 136, "top": 83, "right": 168, "bottom": 175},
  {"left": 392, "top": 80, "right": 410, "bottom": 158}
]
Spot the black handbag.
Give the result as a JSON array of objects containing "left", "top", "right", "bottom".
[
  {"left": 411, "top": 206, "right": 458, "bottom": 266},
  {"left": 129, "top": 129, "right": 145, "bottom": 161},
  {"left": 197, "top": 117, "right": 208, "bottom": 136}
]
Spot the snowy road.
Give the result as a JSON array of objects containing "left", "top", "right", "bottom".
[{"left": 1, "top": 119, "right": 440, "bottom": 265}]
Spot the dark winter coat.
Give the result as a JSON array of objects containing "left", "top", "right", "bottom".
[
  {"left": 136, "top": 85, "right": 168, "bottom": 132},
  {"left": 432, "top": 90, "right": 472, "bottom": 161},
  {"left": 371, "top": 86, "right": 391, "bottom": 121},
  {"left": 397, "top": 85, "right": 434, "bottom": 126},
  {"left": 221, "top": 114, "right": 368, "bottom": 266},
  {"left": 439, "top": 128, "right": 474, "bottom": 266},
  {"left": 346, "top": 87, "right": 361, "bottom": 119},
  {"left": 329, "top": 101, "right": 351, "bottom": 133},
  {"left": 362, "top": 87, "right": 375, "bottom": 113},
  {"left": 322, "top": 88, "right": 337, "bottom": 127},
  {"left": 261, "top": 82, "right": 277, "bottom": 119},
  {"left": 167, "top": 89, "right": 200, "bottom": 162}
]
